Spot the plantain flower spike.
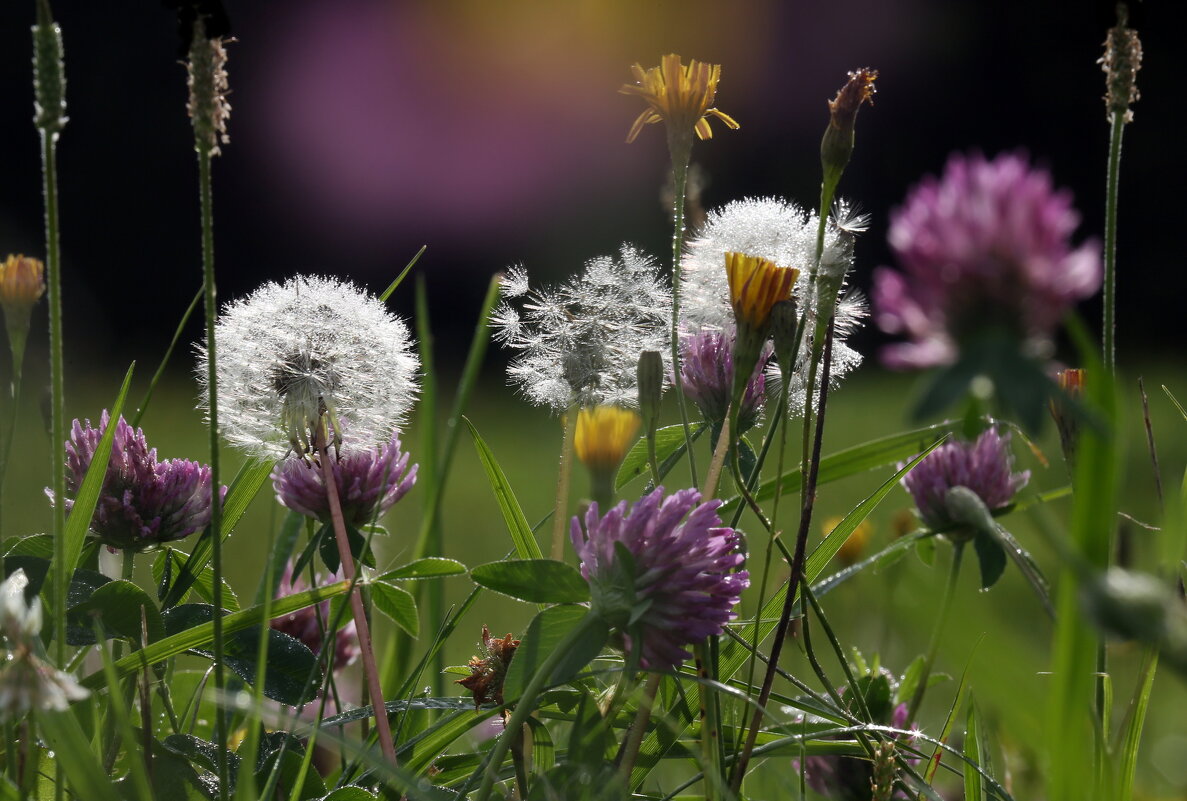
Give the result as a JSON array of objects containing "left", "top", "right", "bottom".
[
  {"left": 1100, "top": 4, "right": 1141, "bottom": 124},
  {"left": 186, "top": 17, "right": 231, "bottom": 156}
]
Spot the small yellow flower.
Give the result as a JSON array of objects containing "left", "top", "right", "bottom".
[
  {"left": 0, "top": 255, "right": 46, "bottom": 311},
  {"left": 620, "top": 54, "right": 740, "bottom": 144},
  {"left": 574, "top": 406, "right": 642, "bottom": 472},
  {"left": 825, "top": 515, "right": 873, "bottom": 567},
  {"left": 724, "top": 252, "right": 798, "bottom": 332}
]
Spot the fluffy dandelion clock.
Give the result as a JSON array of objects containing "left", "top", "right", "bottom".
[
  {"left": 200, "top": 275, "right": 419, "bottom": 460},
  {"left": 492, "top": 246, "right": 672, "bottom": 413}
]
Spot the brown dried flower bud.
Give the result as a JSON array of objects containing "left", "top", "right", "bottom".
[
  {"left": 1100, "top": 5, "right": 1141, "bottom": 124},
  {"left": 821, "top": 68, "right": 878, "bottom": 179},
  {"left": 1050, "top": 368, "right": 1085, "bottom": 468},
  {"left": 456, "top": 625, "right": 520, "bottom": 709}
]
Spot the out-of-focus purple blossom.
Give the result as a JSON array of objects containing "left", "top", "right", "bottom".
[
  {"left": 873, "top": 153, "right": 1101, "bottom": 369},
  {"left": 679, "top": 329, "right": 770, "bottom": 433},
  {"left": 49, "top": 411, "right": 225, "bottom": 552},
  {"left": 901, "top": 428, "right": 1030, "bottom": 531},
  {"left": 571, "top": 487, "right": 748, "bottom": 671},
  {"left": 272, "top": 431, "right": 417, "bottom": 526},
  {"left": 795, "top": 700, "right": 915, "bottom": 801},
  {"left": 271, "top": 561, "right": 359, "bottom": 670}
]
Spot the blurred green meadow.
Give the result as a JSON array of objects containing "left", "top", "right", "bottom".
[{"left": 8, "top": 351, "right": 1186, "bottom": 797}]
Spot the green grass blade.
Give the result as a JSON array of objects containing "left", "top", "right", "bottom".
[
  {"left": 379, "top": 245, "right": 427, "bottom": 302},
  {"left": 80, "top": 580, "right": 352, "bottom": 688},
  {"left": 719, "top": 420, "right": 957, "bottom": 513},
  {"left": 50, "top": 364, "right": 134, "bottom": 618},
  {"left": 464, "top": 417, "right": 543, "bottom": 560},
  {"left": 1116, "top": 650, "right": 1157, "bottom": 801},
  {"left": 963, "top": 698, "right": 985, "bottom": 801},
  {"left": 924, "top": 636, "right": 981, "bottom": 785},
  {"left": 131, "top": 286, "right": 202, "bottom": 427},
  {"left": 36, "top": 709, "right": 124, "bottom": 801},
  {"left": 162, "top": 458, "right": 273, "bottom": 608},
  {"left": 630, "top": 435, "right": 949, "bottom": 787},
  {"left": 616, "top": 423, "right": 706, "bottom": 490}
]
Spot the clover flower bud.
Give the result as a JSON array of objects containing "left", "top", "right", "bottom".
[
  {"left": 49, "top": 411, "right": 225, "bottom": 552},
  {"left": 270, "top": 562, "right": 359, "bottom": 670},
  {"left": 1100, "top": 6, "right": 1141, "bottom": 124},
  {"left": 571, "top": 487, "right": 748, "bottom": 670},
  {"left": 900, "top": 429, "right": 1029, "bottom": 537},
  {"left": 873, "top": 153, "right": 1100, "bottom": 370},
  {"left": 272, "top": 429, "right": 417, "bottom": 526}
]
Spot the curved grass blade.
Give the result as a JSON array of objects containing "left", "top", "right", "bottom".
[
  {"left": 37, "top": 709, "right": 124, "bottom": 801},
  {"left": 719, "top": 420, "right": 958, "bottom": 513},
  {"left": 49, "top": 363, "right": 134, "bottom": 621},
  {"left": 162, "top": 458, "right": 273, "bottom": 608},
  {"left": 131, "top": 286, "right": 202, "bottom": 428},
  {"left": 616, "top": 423, "right": 706, "bottom": 490},
  {"left": 379, "top": 245, "right": 427, "bottom": 302},
  {"left": 464, "top": 417, "right": 543, "bottom": 560},
  {"left": 80, "top": 579, "right": 352, "bottom": 688}
]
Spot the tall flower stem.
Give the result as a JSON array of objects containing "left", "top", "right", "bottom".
[
  {"left": 33, "top": 0, "right": 67, "bottom": 669},
  {"left": 731, "top": 319, "right": 835, "bottom": 793},
  {"left": 701, "top": 416, "right": 730, "bottom": 500},
  {"left": 1102, "top": 113, "right": 1124, "bottom": 374},
  {"left": 315, "top": 422, "right": 398, "bottom": 765},
  {"left": 550, "top": 410, "right": 576, "bottom": 560},
  {"left": 667, "top": 132, "right": 699, "bottom": 487},
  {"left": 476, "top": 611, "right": 602, "bottom": 801},
  {"left": 195, "top": 148, "right": 231, "bottom": 800},
  {"left": 906, "top": 541, "right": 964, "bottom": 724}
]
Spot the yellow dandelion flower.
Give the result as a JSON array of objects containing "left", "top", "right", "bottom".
[
  {"left": 724, "top": 252, "right": 798, "bottom": 332},
  {"left": 574, "top": 406, "right": 642, "bottom": 472},
  {"left": 0, "top": 255, "right": 46, "bottom": 311},
  {"left": 825, "top": 515, "right": 873, "bottom": 567},
  {"left": 620, "top": 54, "right": 740, "bottom": 144}
]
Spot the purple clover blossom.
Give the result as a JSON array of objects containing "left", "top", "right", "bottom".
[
  {"left": 570, "top": 487, "right": 749, "bottom": 670},
  {"left": 271, "top": 562, "right": 360, "bottom": 669},
  {"left": 272, "top": 431, "right": 417, "bottom": 526},
  {"left": 901, "top": 428, "right": 1030, "bottom": 531},
  {"left": 679, "top": 329, "right": 770, "bottom": 433},
  {"left": 873, "top": 153, "right": 1101, "bottom": 369},
  {"left": 50, "top": 411, "right": 224, "bottom": 552}
]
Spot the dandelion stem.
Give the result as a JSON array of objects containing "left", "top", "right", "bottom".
[
  {"left": 731, "top": 319, "right": 835, "bottom": 792},
  {"left": 701, "top": 415, "right": 730, "bottom": 501},
  {"left": 906, "top": 541, "right": 964, "bottom": 725},
  {"left": 316, "top": 422, "right": 398, "bottom": 766},
  {"left": 551, "top": 410, "right": 576, "bottom": 560},
  {"left": 1102, "top": 112, "right": 1124, "bottom": 374},
  {"left": 667, "top": 133, "right": 699, "bottom": 487}
]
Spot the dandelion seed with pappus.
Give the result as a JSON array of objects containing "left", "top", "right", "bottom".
[
  {"left": 47, "top": 411, "right": 224, "bottom": 552},
  {"left": 492, "top": 247, "right": 672, "bottom": 413},
  {"left": 571, "top": 486, "right": 748, "bottom": 670},
  {"left": 200, "top": 275, "right": 419, "bottom": 460}
]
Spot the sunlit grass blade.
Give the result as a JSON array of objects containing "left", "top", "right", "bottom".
[
  {"left": 616, "top": 423, "right": 707, "bottom": 490},
  {"left": 923, "top": 636, "right": 981, "bottom": 785},
  {"left": 48, "top": 363, "right": 133, "bottom": 629},
  {"left": 963, "top": 698, "right": 986, "bottom": 801},
  {"left": 1163, "top": 384, "right": 1187, "bottom": 422},
  {"left": 719, "top": 420, "right": 958, "bottom": 513},
  {"left": 36, "top": 709, "right": 123, "bottom": 801},
  {"left": 131, "top": 286, "right": 201, "bottom": 428},
  {"left": 1116, "top": 649, "right": 1157, "bottom": 801},
  {"left": 79, "top": 579, "right": 352, "bottom": 687},
  {"left": 379, "top": 245, "right": 427, "bottom": 302},
  {"left": 162, "top": 458, "right": 273, "bottom": 608},
  {"left": 464, "top": 417, "right": 544, "bottom": 560}
]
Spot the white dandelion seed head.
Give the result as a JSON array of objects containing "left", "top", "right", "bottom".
[
  {"left": 199, "top": 275, "right": 419, "bottom": 460},
  {"left": 681, "top": 196, "right": 865, "bottom": 334},
  {"left": 767, "top": 291, "right": 868, "bottom": 416},
  {"left": 491, "top": 245, "right": 672, "bottom": 413}
]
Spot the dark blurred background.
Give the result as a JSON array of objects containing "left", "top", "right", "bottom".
[{"left": 0, "top": 0, "right": 1178, "bottom": 380}]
